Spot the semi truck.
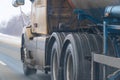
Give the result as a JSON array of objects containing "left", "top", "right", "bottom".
[{"left": 12, "top": 0, "right": 120, "bottom": 80}]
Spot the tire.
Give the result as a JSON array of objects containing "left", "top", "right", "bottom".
[
  {"left": 22, "top": 44, "right": 37, "bottom": 76},
  {"left": 63, "top": 34, "right": 84, "bottom": 80},
  {"left": 51, "top": 42, "right": 59, "bottom": 80},
  {"left": 62, "top": 33, "right": 117, "bottom": 80},
  {"left": 21, "top": 47, "right": 25, "bottom": 62},
  {"left": 21, "top": 34, "right": 25, "bottom": 62},
  {"left": 23, "top": 63, "right": 37, "bottom": 76},
  {"left": 50, "top": 33, "right": 66, "bottom": 80},
  {"left": 64, "top": 44, "right": 75, "bottom": 80}
]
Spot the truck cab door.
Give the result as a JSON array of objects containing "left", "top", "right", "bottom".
[{"left": 31, "top": 0, "right": 48, "bottom": 34}]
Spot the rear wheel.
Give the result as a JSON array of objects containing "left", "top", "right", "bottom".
[
  {"left": 63, "top": 34, "right": 83, "bottom": 80},
  {"left": 62, "top": 33, "right": 117, "bottom": 80},
  {"left": 64, "top": 44, "right": 74, "bottom": 80},
  {"left": 50, "top": 33, "right": 66, "bottom": 80},
  {"left": 51, "top": 42, "right": 59, "bottom": 80}
]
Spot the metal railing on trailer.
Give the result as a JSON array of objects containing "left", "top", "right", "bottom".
[{"left": 91, "top": 5, "right": 120, "bottom": 80}]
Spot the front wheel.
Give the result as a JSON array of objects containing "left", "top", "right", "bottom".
[{"left": 21, "top": 34, "right": 25, "bottom": 62}]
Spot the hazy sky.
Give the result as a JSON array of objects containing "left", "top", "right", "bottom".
[{"left": 0, "top": 0, "right": 31, "bottom": 22}]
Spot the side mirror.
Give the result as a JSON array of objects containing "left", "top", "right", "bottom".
[{"left": 12, "top": 0, "right": 25, "bottom": 7}]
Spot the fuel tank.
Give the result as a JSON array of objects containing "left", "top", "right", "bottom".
[{"left": 67, "top": 0, "right": 120, "bottom": 22}]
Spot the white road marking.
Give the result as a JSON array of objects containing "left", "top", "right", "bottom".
[{"left": 0, "top": 61, "right": 7, "bottom": 66}]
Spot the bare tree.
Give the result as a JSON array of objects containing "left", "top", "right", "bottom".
[{"left": 0, "top": 14, "right": 30, "bottom": 37}]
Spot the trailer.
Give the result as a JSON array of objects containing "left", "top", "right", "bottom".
[{"left": 12, "top": 0, "right": 120, "bottom": 80}]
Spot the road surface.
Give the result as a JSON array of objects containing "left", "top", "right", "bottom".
[{"left": 0, "top": 42, "right": 51, "bottom": 80}]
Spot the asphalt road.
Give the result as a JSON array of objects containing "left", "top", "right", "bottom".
[{"left": 0, "top": 42, "right": 51, "bottom": 80}]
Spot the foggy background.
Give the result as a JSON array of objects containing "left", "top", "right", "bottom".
[
  {"left": 0, "top": 0, "right": 31, "bottom": 37},
  {"left": 0, "top": 14, "right": 30, "bottom": 37}
]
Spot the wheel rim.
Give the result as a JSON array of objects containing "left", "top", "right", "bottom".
[
  {"left": 53, "top": 50, "right": 58, "bottom": 80},
  {"left": 66, "top": 53, "right": 74, "bottom": 80}
]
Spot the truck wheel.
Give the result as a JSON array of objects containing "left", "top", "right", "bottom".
[
  {"left": 23, "top": 63, "right": 37, "bottom": 76},
  {"left": 51, "top": 42, "right": 59, "bottom": 80},
  {"left": 21, "top": 34, "right": 25, "bottom": 62},
  {"left": 62, "top": 33, "right": 102, "bottom": 80},
  {"left": 64, "top": 44, "right": 74, "bottom": 80},
  {"left": 62, "top": 33, "right": 117, "bottom": 80},
  {"left": 22, "top": 48, "right": 37, "bottom": 76},
  {"left": 21, "top": 47, "right": 25, "bottom": 62},
  {"left": 50, "top": 33, "right": 66, "bottom": 80},
  {"left": 63, "top": 34, "right": 84, "bottom": 80}
]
